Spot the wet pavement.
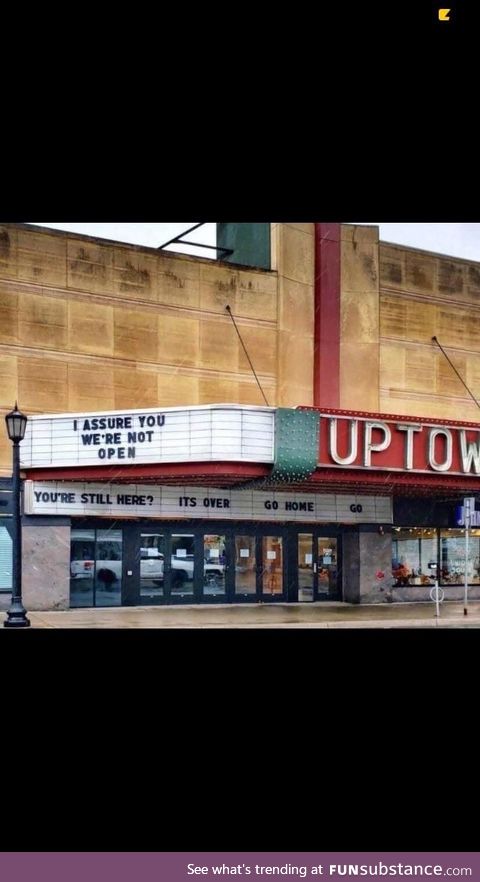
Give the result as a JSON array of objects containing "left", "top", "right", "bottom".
[{"left": 2, "top": 597, "right": 480, "bottom": 628}]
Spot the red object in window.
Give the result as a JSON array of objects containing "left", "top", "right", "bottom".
[{"left": 376, "top": 570, "right": 385, "bottom": 581}]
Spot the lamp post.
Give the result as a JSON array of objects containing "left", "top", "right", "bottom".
[{"left": 3, "top": 402, "right": 30, "bottom": 628}]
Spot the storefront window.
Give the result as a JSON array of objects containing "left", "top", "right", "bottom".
[
  {"left": 70, "top": 529, "right": 95, "bottom": 606},
  {"left": 70, "top": 527, "right": 122, "bottom": 607},
  {"left": 392, "top": 527, "right": 480, "bottom": 587},
  {"left": 439, "top": 529, "right": 480, "bottom": 585},
  {"left": 392, "top": 528, "right": 437, "bottom": 587},
  {"left": 95, "top": 529, "right": 122, "bottom": 606}
]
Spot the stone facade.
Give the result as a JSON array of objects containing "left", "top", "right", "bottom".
[
  {"left": 22, "top": 523, "right": 70, "bottom": 610},
  {"left": 379, "top": 242, "right": 480, "bottom": 421},
  {"left": 342, "top": 530, "right": 392, "bottom": 604},
  {"left": 340, "top": 224, "right": 380, "bottom": 412}
]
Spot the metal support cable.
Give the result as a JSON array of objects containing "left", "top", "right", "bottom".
[
  {"left": 432, "top": 336, "right": 480, "bottom": 411},
  {"left": 158, "top": 223, "right": 233, "bottom": 258},
  {"left": 225, "top": 305, "right": 270, "bottom": 406},
  {"left": 158, "top": 223, "right": 204, "bottom": 250}
]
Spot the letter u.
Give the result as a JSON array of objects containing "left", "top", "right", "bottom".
[{"left": 329, "top": 419, "right": 358, "bottom": 465}]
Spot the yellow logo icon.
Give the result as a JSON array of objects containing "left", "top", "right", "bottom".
[{"left": 438, "top": 8, "right": 451, "bottom": 19}]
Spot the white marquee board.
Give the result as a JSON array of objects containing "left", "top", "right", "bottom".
[
  {"left": 19, "top": 405, "right": 275, "bottom": 469},
  {"left": 25, "top": 482, "right": 393, "bottom": 523}
]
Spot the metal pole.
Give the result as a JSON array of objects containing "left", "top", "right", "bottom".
[
  {"left": 464, "top": 507, "right": 469, "bottom": 617},
  {"left": 435, "top": 580, "right": 440, "bottom": 618},
  {"left": 4, "top": 440, "right": 30, "bottom": 628}
]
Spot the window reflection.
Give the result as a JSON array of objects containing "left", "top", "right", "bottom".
[
  {"left": 70, "top": 528, "right": 95, "bottom": 607},
  {"left": 262, "top": 536, "right": 283, "bottom": 595},
  {"left": 203, "top": 535, "right": 226, "bottom": 596},
  {"left": 234, "top": 535, "right": 256, "bottom": 596},
  {"left": 95, "top": 529, "right": 122, "bottom": 606},
  {"left": 298, "top": 533, "right": 314, "bottom": 602},
  {"left": 392, "top": 528, "right": 437, "bottom": 587},
  {"left": 317, "top": 537, "right": 338, "bottom": 596},
  {"left": 171, "top": 534, "right": 194, "bottom": 595},
  {"left": 140, "top": 534, "right": 164, "bottom": 599},
  {"left": 440, "top": 529, "right": 480, "bottom": 585},
  {"left": 70, "top": 527, "right": 122, "bottom": 607}
]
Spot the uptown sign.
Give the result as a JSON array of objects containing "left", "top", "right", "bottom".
[{"left": 317, "top": 414, "right": 480, "bottom": 477}]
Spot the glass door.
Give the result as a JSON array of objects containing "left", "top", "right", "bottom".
[
  {"left": 202, "top": 534, "right": 227, "bottom": 600},
  {"left": 260, "top": 535, "right": 284, "bottom": 600},
  {"left": 316, "top": 536, "right": 339, "bottom": 599},
  {"left": 297, "top": 533, "right": 314, "bottom": 602},
  {"left": 170, "top": 533, "right": 196, "bottom": 600},
  {"left": 234, "top": 534, "right": 257, "bottom": 600},
  {"left": 139, "top": 532, "right": 165, "bottom": 603},
  {"left": 231, "top": 530, "right": 286, "bottom": 602},
  {"left": 295, "top": 531, "right": 341, "bottom": 602}
]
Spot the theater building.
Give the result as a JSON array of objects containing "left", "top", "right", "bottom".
[{"left": 1, "top": 222, "right": 480, "bottom": 610}]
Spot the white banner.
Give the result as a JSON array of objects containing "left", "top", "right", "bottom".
[
  {"left": 20, "top": 405, "right": 275, "bottom": 469},
  {"left": 24, "top": 481, "right": 392, "bottom": 523}
]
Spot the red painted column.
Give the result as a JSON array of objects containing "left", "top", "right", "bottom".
[{"left": 314, "top": 222, "right": 341, "bottom": 407}]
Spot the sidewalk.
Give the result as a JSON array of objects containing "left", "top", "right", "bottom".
[{"left": 2, "top": 599, "right": 480, "bottom": 628}]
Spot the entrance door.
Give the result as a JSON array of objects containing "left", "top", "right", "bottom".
[
  {"left": 138, "top": 531, "right": 165, "bottom": 604},
  {"left": 232, "top": 531, "right": 286, "bottom": 602},
  {"left": 169, "top": 533, "right": 196, "bottom": 601},
  {"left": 233, "top": 534, "right": 257, "bottom": 600},
  {"left": 260, "top": 535, "right": 284, "bottom": 600},
  {"left": 126, "top": 523, "right": 333, "bottom": 606},
  {"left": 296, "top": 532, "right": 340, "bottom": 601},
  {"left": 202, "top": 533, "right": 227, "bottom": 601},
  {"left": 132, "top": 527, "right": 228, "bottom": 604},
  {"left": 316, "top": 536, "right": 339, "bottom": 599},
  {"left": 132, "top": 528, "right": 196, "bottom": 604},
  {"left": 297, "top": 532, "right": 315, "bottom": 602}
]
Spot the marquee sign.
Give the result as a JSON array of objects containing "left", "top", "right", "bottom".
[
  {"left": 24, "top": 482, "right": 392, "bottom": 523},
  {"left": 20, "top": 405, "right": 274, "bottom": 469},
  {"left": 19, "top": 404, "right": 480, "bottom": 482},
  {"left": 315, "top": 411, "right": 480, "bottom": 478}
]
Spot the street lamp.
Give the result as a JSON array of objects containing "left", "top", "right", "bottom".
[{"left": 3, "top": 402, "right": 30, "bottom": 628}]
